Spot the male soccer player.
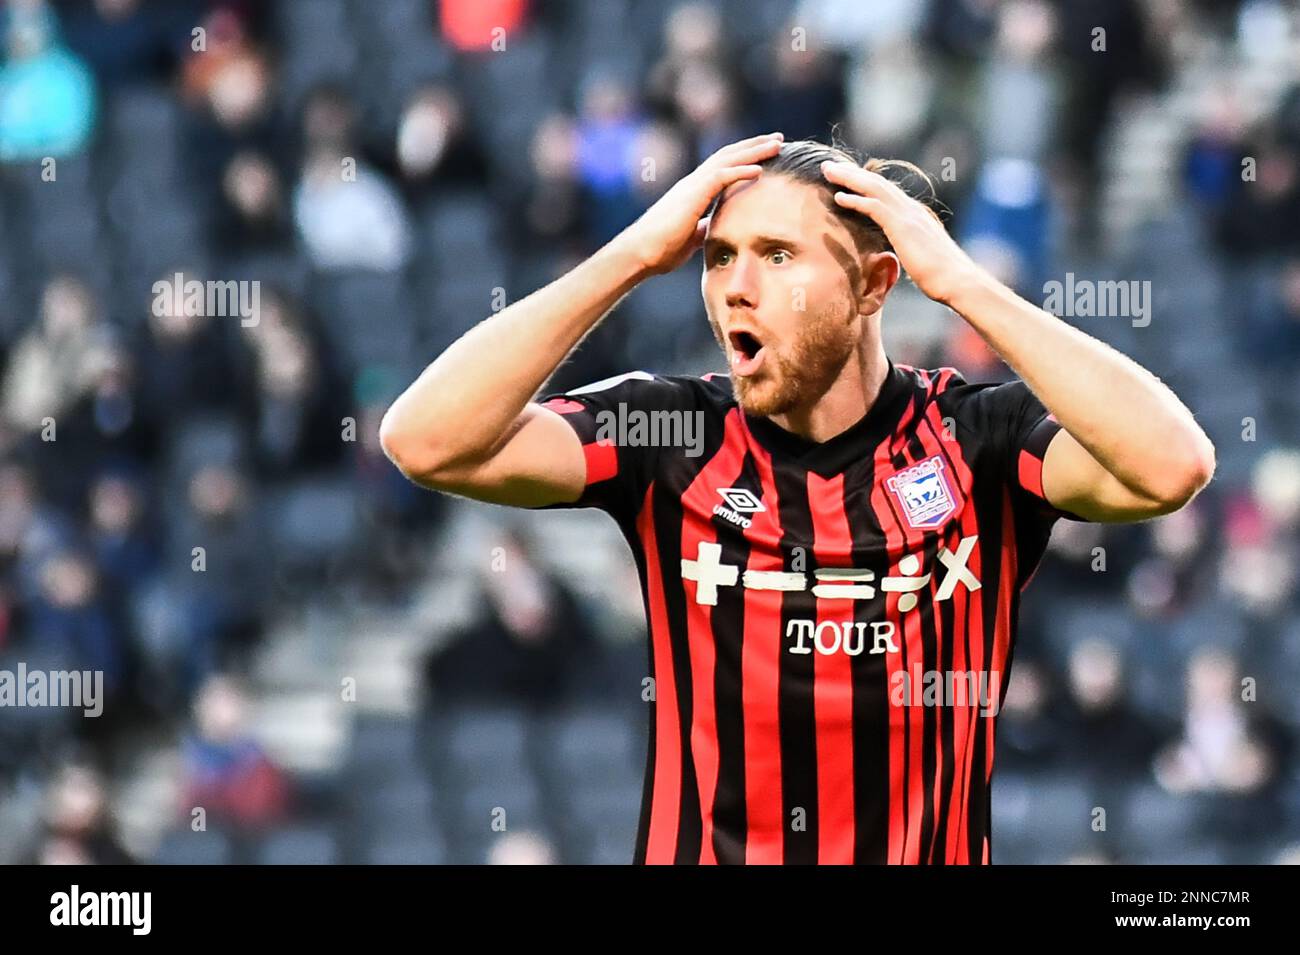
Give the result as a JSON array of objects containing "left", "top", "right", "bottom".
[{"left": 380, "top": 133, "right": 1215, "bottom": 864}]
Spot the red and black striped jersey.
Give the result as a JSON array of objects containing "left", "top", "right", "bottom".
[{"left": 538, "top": 359, "right": 1089, "bottom": 864}]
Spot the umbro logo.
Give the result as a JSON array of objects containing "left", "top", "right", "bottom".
[
  {"left": 717, "top": 488, "right": 765, "bottom": 513},
  {"left": 713, "top": 487, "right": 765, "bottom": 529}
]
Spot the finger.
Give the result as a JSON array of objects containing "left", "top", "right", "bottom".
[
  {"left": 692, "top": 217, "right": 710, "bottom": 245},
  {"left": 833, "top": 191, "right": 887, "bottom": 221},
  {"left": 702, "top": 142, "right": 780, "bottom": 176},
  {"left": 707, "top": 132, "right": 783, "bottom": 165},
  {"left": 725, "top": 137, "right": 785, "bottom": 165},
  {"left": 711, "top": 164, "right": 764, "bottom": 190},
  {"left": 720, "top": 131, "right": 784, "bottom": 153},
  {"left": 820, "top": 160, "right": 895, "bottom": 199}
]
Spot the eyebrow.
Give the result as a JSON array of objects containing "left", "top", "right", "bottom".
[{"left": 703, "top": 233, "right": 804, "bottom": 254}]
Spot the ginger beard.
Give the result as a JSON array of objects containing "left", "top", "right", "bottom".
[{"left": 709, "top": 291, "right": 860, "bottom": 418}]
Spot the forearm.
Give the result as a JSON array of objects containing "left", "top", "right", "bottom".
[
  {"left": 380, "top": 237, "right": 649, "bottom": 470},
  {"left": 944, "top": 273, "right": 1216, "bottom": 499}
]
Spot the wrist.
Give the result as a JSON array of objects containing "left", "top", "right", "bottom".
[
  {"left": 936, "top": 263, "right": 1004, "bottom": 314},
  {"left": 602, "top": 231, "right": 657, "bottom": 284}
]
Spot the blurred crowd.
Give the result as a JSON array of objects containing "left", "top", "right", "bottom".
[{"left": 0, "top": 0, "right": 1297, "bottom": 863}]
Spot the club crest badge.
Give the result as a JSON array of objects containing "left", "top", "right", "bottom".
[{"left": 886, "top": 455, "right": 958, "bottom": 529}]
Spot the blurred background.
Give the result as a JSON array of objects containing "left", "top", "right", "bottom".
[{"left": 0, "top": 0, "right": 1297, "bottom": 865}]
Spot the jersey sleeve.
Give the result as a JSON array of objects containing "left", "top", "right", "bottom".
[
  {"left": 534, "top": 370, "right": 695, "bottom": 523},
  {"left": 941, "top": 376, "right": 1093, "bottom": 525}
]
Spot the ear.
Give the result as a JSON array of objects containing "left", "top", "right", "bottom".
[{"left": 857, "top": 250, "right": 900, "bottom": 314}]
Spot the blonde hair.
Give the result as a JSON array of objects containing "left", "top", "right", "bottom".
[{"left": 723, "top": 133, "right": 945, "bottom": 255}]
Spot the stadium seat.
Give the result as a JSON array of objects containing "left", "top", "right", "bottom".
[
  {"left": 1120, "top": 784, "right": 1205, "bottom": 854},
  {"left": 313, "top": 272, "right": 421, "bottom": 375},
  {"left": 451, "top": 777, "right": 547, "bottom": 838},
  {"left": 274, "top": 0, "right": 351, "bottom": 38},
  {"left": 350, "top": 0, "right": 433, "bottom": 37},
  {"left": 992, "top": 771, "right": 1096, "bottom": 858},
  {"left": 416, "top": 193, "right": 498, "bottom": 266},
  {"left": 164, "top": 413, "right": 246, "bottom": 478},
  {"left": 265, "top": 476, "right": 361, "bottom": 576},
  {"left": 537, "top": 707, "right": 638, "bottom": 791},
  {"left": 106, "top": 88, "right": 184, "bottom": 156},
  {"left": 1126, "top": 841, "right": 1229, "bottom": 864},
  {"left": 256, "top": 825, "right": 340, "bottom": 865},
  {"left": 153, "top": 827, "right": 235, "bottom": 865},
  {"left": 346, "top": 715, "right": 421, "bottom": 774},
  {"left": 441, "top": 706, "right": 532, "bottom": 773},
  {"left": 579, "top": 812, "right": 641, "bottom": 865},
  {"left": 354, "top": 775, "right": 439, "bottom": 833},
  {"left": 363, "top": 831, "right": 449, "bottom": 864},
  {"left": 30, "top": 210, "right": 109, "bottom": 275}
]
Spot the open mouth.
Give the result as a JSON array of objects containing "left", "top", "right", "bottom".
[{"left": 728, "top": 328, "right": 767, "bottom": 377}]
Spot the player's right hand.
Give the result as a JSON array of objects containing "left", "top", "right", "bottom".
[{"left": 616, "top": 131, "right": 784, "bottom": 276}]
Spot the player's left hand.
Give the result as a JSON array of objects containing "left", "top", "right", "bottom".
[{"left": 820, "top": 160, "right": 986, "bottom": 307}]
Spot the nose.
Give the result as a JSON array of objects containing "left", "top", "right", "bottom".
[{"left": 724, "top": 252, "right": 758, "bottom": 310}]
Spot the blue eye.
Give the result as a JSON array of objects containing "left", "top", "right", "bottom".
[{"left": 770, "top": 250, "right": 789, "bottom": 264}]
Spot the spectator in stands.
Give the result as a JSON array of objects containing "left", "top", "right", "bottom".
[
  {"left": 645, "top": 1, "right": 730, "bottom": 118},
  {"left": 87, "top": 467, "right": 160, "bottom": 611},
  {"left": 997, "top": 658, "right": 1068, "bottom": 768},
  {"left": 1218, "top": 453, "right": 1300, "bottom": 624},
  {"left": 245, "top": 304, "right": 349, "bottom": 478},
  {"left": 180, "top": 674, "right": 292, "bottom": 830},
  {"left": 165, "top": 462, "right": 268, "bottom": 689},
  {"left": 1, "top": 275, "right": 103, "bottom": 434},
  {"left": 1058, "top": 638, "right": 1164, "bottom": 779},
  {"left": 293, "top": 144, "right": 414, "bottom": 271},
  {"left": 438, "top": 0, "right": 531, "bottom": 53},
  {"left": 350, "top": 384, "right": 446, "bottom": 596},
  {"left": 1055, "top": 0, "right": 1168, "bottom": 231},
  {"left": 844, "top": 34, "right": 933, "bottom": 160},
  {"left": 795, "top": 0, "right": 928, "bottom": 54},
  {"left": 27, "top": 548, "right": 124, "bottom": 696},
  {"left": 959, "top": 158, "right": 1053, "bottom": 297},
  {"left": 391, "top": 83, "right": 489, "bottom": 197},
  {"left": 1215, "top": 125, "right": 1300, "bottom": 258},
  {"left": 0, "top": 461, "right": 50, "bottom": 604},
  {"left": 978, "top": 0, "right": 1059, "bottom": 166},
  {"left": 180, "top": 5, "right": 274, "bottom": 184},
  {"left": 1125, "top": 499, "right": 1219, "bottom": 618},
  {"left": 0, "top": 0, "right": 96, "bottom": 160},
  {"left": 673, "top": 59, "right": 750, "bottom": 163},
  {"left": 509, "top": 112, "right": 587, "bottom": 261},
  {"left": 747, "top": 21, "right": 846, "bottom": 144},
  {"left": 573, "top": 70, "right": 652, "bottom": 245},
  {"left": 1154, "top": 648, "right": 1275, "bottom": 795},
  {"left": 33, "top": 763, "right": 134, "bottom": 864},
  {"left": 1236, "top": 256, "right": 1300, "bottom": 371},
  {"left": 424, "top": 527, "right": 604, "bottom": 711},
  {"left": 134, "top": 267, "right": 253, "bottom": 421},
  {"left": 62, "top": 0, "right": 196, "bottom": 88},
  {"left": 1182, "top": 90, "right": 1251, "bottom": 215},
  {"left": 216, "top": 150, "right": 294, "bottom": 257},
  {"left": 50, "top": 336, "right": 162, "bottom": 510}
]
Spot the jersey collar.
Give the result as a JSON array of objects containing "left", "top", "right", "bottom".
[{"left": 740, "top": 358, "right": 914, "bottom": 476}]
